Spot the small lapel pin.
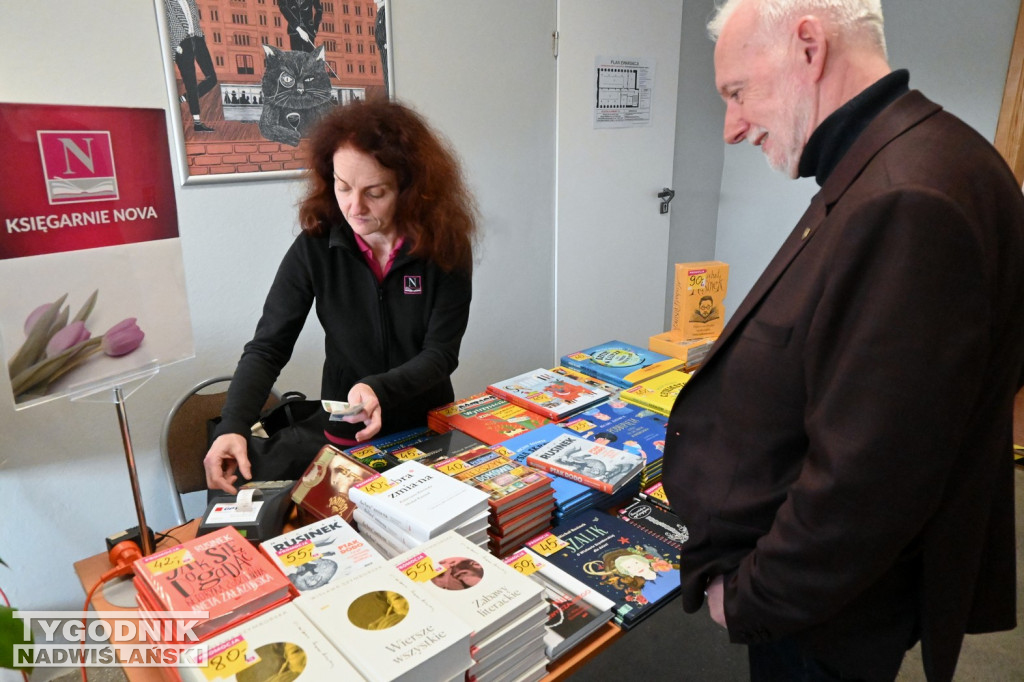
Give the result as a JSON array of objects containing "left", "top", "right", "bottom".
[{"left": 801, "top": 227, "right": 811, "bottom": 239}]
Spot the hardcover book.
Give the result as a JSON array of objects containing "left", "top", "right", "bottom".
[
  {"left": 485, "top": 368, "right": 611, "bottom": 421},
  {"left": 433, "top": 447, "right": 553, "bottom": 514},
  {"left": 559, "top": 340, "right": 684, "bottom": 389},
  {"left": 348, "top": 460, "right": 491, "bottom": 542},
  {"left": 503, "top": 546, "right": 616, "bottom": 661},
  {"left": 291, "top": 445, "right": 380, "bottom": 523},
  {"left": 648, "top": 330, "right": 715, "bottom": 370},
  {"left": 342, "top": 426, "right": 437, "bottom": 472},
  {"left": 260, "top": 515, "right": 385, "bottom": 593},
  {"left": 387, "top": 429, "right": 489, "bottom": 468},
  {"left": 618, "top": 368, "right": 692, "bottom": 417},
  {"left": 525, "top": 430, "right": 644, "bottom": 494},
  {"left": 177, "top": 602, "right": 367, "bottom": 681},
  {"left": 548, "top": 365, "right": 622, "bottom": 397},
  {"left": 616, "top": 497, "right": 690, "bottom": 550},
  {"left": 294, "top": 564, "right": 474, "bottom": 682},
  {"left": 132, "top": 526, "right": 294, "bottom": 641},
  {"left": 526, "top": 509, "right": 682, "bottom": 629},
  {"left": 637, "top": 481, "right": 674, "bottom": 512},
  {"left": 672, "top": 260, "right": 729, "bottom": 339},
  {"left": 562, "top": 400, "right": 669, "bottom": 488},
  {"left": 427, "top": 392, "right": 552, "bottom": 445},
  {"left": 388, "top": 531, "right": 546, "bottom": 646}
]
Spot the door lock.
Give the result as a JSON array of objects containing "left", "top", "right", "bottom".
[{"left": 658, "top": 187, "right": 676, "bottom": 214}]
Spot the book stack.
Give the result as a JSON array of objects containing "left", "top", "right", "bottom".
[
  {"left": 562, "top": 400, "right": 669, "bottom": 490},
  {"left": 291, "top": 445, "right": 379, "bottom": 523},
  {"left": 259, "top": 515, "right": 386, "bottom": 594},
  {"left": 493, "top": 424, "right": 616, "bottom": 522},
  {"left": 341, "top": 426, "right": 436, "bottom": 471},
  {"left": 618, "top": 368, "right": 691, "bottom": 417},
  {"left": 548, "top": 365, "right": 622, "bottom": 397},
  {"left": 526, "top": 508, "right": 681, "bottom": 630},
  {"left": 388, "top": 531, "right": 548, "bottom": 682},
  {"left": 387, "top": 429, "right": 490, "bottom": 469},
  {"left": 502, "top": 546, "right": 617, "bottom": 662},
  {"left": 524, "top": 429, "right": 644, "bottom": 496},
  {"left": 348, "top": 460, "right": 492, "bottom": 557},
  {"left": 293, "top": 563, "right": 475, "bottom": 682},
  {"left": 132, "top": 526, "right": 295, "bottom": 643},
  {"left": 560, "top": 340, "right": 685, "bottom": 390},
  {"left": 176, "top": 602, "right": 368, "bottom": 681},
  {"left": 485, "top": 367, "right": 611, "bottom": 422},
  {"left": 428, "top": 392, "right": 552, "bottom": 445},
  {"left": 430, "top": 446, "right": 556, "bottom": 558},
  {"left": 648, "top": 330, "right": 715, "bottom": 371}
]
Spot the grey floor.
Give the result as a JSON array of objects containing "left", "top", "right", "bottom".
[{"left": 567, "top": 467, "right": 1024, "bottom": 682}]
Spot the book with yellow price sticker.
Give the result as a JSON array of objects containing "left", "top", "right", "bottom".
[
  {"left": 348, "top": 460, "right": 490, "bottom": 542},
  {"left": 619, "top": 368, "right": 692, "bottom": 417},
  {"left": 177, "top": 602, "right": 367, "bottom": 681}
]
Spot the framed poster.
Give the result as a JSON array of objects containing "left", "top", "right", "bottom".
[
  {"left": 0, "top": 103, "right": 195, "bottom": 410},
  {"left": 155, "top": 0, "right": 393, "bottom": 185}
]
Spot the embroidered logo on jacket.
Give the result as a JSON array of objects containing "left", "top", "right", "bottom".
[{"left": 404, "top": 275, "right": 422, "bottom": 295}]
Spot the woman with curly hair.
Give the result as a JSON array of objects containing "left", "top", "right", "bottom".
[{"left": 206, "top": 99, "right": 478, "bottom": 493}]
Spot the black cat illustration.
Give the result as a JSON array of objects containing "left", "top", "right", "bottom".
[{"left": 259, "top": 44, "right": 334, "bottom": 147}]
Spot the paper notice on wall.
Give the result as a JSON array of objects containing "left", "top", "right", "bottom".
[{"left": 594, "top": 56, "right": 655, "bottom": 128}]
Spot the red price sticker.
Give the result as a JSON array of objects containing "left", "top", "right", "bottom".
[
  {"left": 526, "top": 532, "right": 568, "bottom": 557},
  {"left": 397, "top": 553, "right": 444, "bottom": 583}
]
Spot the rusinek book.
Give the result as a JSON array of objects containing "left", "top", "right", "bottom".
[
  {"left": 559, "top": 340, "right": 685, "bottom": 389},
  {"left": 562, "top": 399, "right": 669, "bottom": 488},
  {"left": 132, "top": 526, "right": 294, "bottom": 642},
  {"left": 525, "top": 430, "right": 644, "bottom": 494},
  {"left": 428, "top": 392, "right": 552, "bottom": 445},
  {"left": 502, "top": 546, "right": 616, "bottom": 661},
  {"left": 293, "top": 564, "right": 474, "bottom": 682},
  {"left": 387, "top": 531, "right": 546, "bottom": 647},
  {"left": 525, "top": 509, "right": 681, "bottom": 629},
  {"left": 348, "top": 460, "right": 491, "bottom": 542},
  {"left": 177, "top": 602, "right": 367, "bottom": 681},
  {"left": 291, "top": 444, "right": 379, "bottom": 523},
  {"left": 260, "top": 515, "right": 385, "bottom": 593},
  {"left": 485, "top": 367, "right": 611, "bottom": 421}
]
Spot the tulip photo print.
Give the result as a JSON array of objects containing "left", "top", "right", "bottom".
[{"left": 0, "top": 103, "right": 195, "bottom": 409}]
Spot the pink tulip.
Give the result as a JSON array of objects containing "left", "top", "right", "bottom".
[
  {"left": 102, "top": 318, "right": 145, "bottom": 357},
  {"left": 45, "top": 320, "right": 91, "bottom": 357},
  {"left": 24, "top": 303, "right": 53, "bottom": 336}
]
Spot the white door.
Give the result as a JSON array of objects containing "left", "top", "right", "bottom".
[{"left": 554, "top": 0, "right": 683, "bottom": 357}]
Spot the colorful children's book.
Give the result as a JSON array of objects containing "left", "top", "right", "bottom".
[
  {"left": 562, "top": 400, "right": 668, "bottom": 475},
  {"left": 559, "top": 340, "right": 685, "bottom": 389},
  {"left": 341, "top": 426, "right": 436, "bottom": 471},
  {"left": 428, "top": 392, "right": 552, "bottom": 445},
  {"left": 648, "top": 330, "right": 715, "bottom": 370},
  {"left": 548, "top": 365, "right": 622, "bottom": 397},
  {"left": 177, "top": 602, "right": 367, "bottom": 681},
  {"left": 260, "top": 515, "right": 385, "bottom": 593},
  {"left": 672, "top": 260, "right": 729, "bottom": 339},
  {"left": 387, "top": 429, "right": 489, "bottom": 468},
  {"left": 616, "top": 497, "right": 690, "bottom": 550},
  {"left": 526, "top": 508, "right": 682, "bottom": 629},
  {"left": 294, "top": 564, "right": 474, "bottom": 682},
  {"left": 132, "top": 526, "right": 294, "bottom": 642},
  {"left": 291, "top": 445, "right": 379, "bottom": 523},
  {"left": 618, "top": 368, "right": 691, "bottom": 416},
  {"left": 348, "top": 460, "right": 491, "bottom": 541},
  {"left": 503, "top": 546, "right": 616, "bottom": 661},
  {"left": 486, "top": 367, "right": 611, "bottom": 421},
  {"left": 525, "top": 430, "right": 644, "bottom": 494}
]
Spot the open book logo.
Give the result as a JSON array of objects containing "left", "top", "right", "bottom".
[
  {"left": 37, "top": 130, "right": 119, "bottom": 205},
  {"left": 404, "top": 275, "right": 422, "bottom": 295}
]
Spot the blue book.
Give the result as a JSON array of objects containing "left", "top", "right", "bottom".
[
  {"left": 561, "top": 400, "right": 668, "bottom": 486},
  {"left": 560, "top": 340, "right": 685, "bottom": 389},
  {"left": 529, "top": 508, "right": 681, "bottom": 629},
  {"left": 492, "top": 424, "right": 612, "bottom": 515}
]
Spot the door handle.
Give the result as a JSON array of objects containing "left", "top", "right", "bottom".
[{"left": 658, "top": 187, "right": 676, "bottom": 214}]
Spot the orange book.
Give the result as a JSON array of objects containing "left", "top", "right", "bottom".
[
  {"left": 428, "top": 392, "right": 552, "bottom": 444},
  {"left": 672, "top": 261, "right": 729, "bottom": 339},
  {"left": 132, "top": 526, "right": 294, "bottom": 642}
]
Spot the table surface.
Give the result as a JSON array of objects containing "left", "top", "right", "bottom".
[{"left": 74, "top": 519, "right": 622, "bottom": 682}]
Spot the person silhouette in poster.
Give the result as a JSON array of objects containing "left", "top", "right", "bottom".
[
  {"left": 280, "top": 0, "right": 324, "bottom": 52},
  {"left": 165, "top": 0, "right": 218, "bottom": 132}
]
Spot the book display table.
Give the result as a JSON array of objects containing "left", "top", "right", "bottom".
[{"left": 74, "top": 519, "right": 623, "bottom": 681}]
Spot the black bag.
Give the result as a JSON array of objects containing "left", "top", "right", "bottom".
[{"left": 247, "top": 391, "right": 328, "bottom": 481}]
